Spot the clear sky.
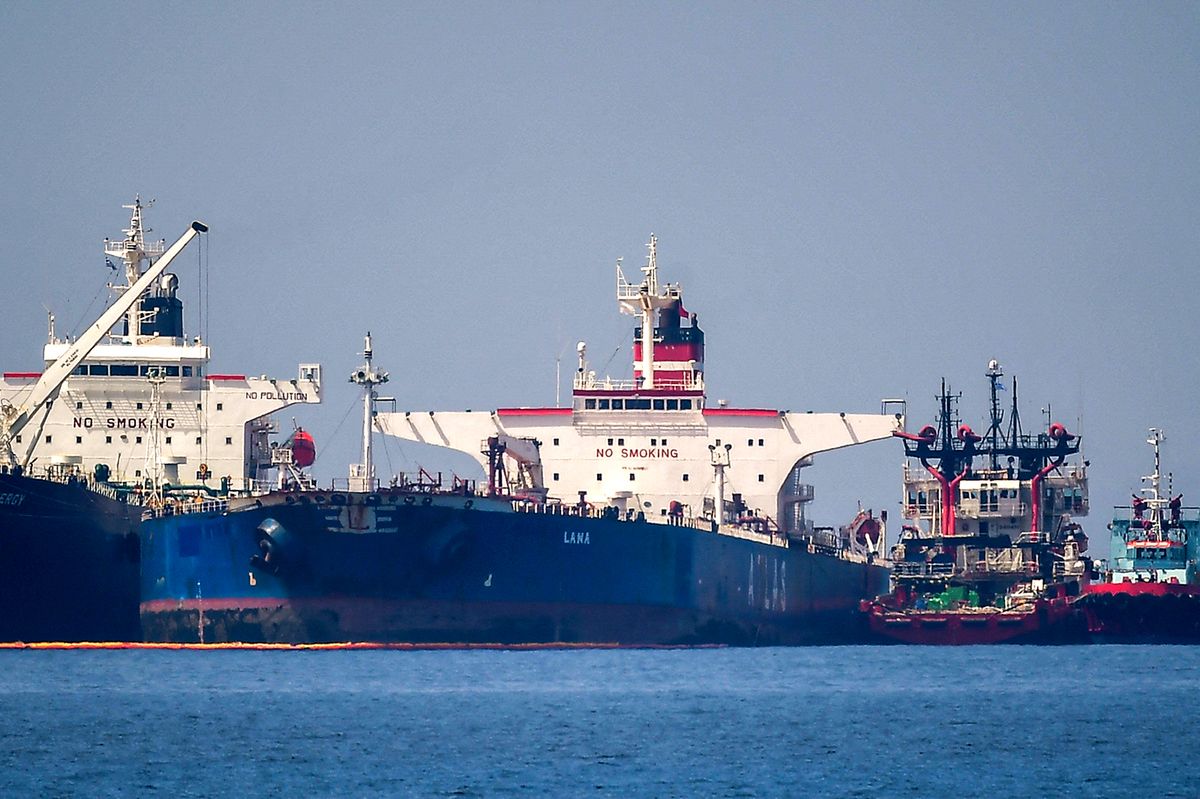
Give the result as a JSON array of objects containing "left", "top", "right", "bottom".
[{"left": 1, "top": 2, "right": 1197, "bottom": 547}]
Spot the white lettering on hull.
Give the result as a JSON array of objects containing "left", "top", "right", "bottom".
[{"left": 563, "top": 530, "right": 591, "bottom": 545}]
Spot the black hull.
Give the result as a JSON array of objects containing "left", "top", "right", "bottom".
[
  {"left": 0, "top": 473, "right": 142, "bottom": 642},
  {"left": 1074, "top": 590, "right": 1200, "bottom": 643}
]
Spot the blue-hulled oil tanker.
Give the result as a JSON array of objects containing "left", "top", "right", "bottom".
[{"left": 140, "top": 238, "right": 899, "bottom": 645}]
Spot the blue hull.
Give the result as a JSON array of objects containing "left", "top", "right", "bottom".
[
  {"left": 140, "top": 490, "right": 888, "bottom": 645},
  {"left": 0, "top": 472, "right": 142, "bottom": 642}
]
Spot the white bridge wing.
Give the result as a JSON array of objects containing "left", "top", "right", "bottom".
[
  {"left": 375, "top": 411, "right": 499, "bottom": 470},
  {"left": 778, "top": 411, "right": 903, "bottom": 459}
]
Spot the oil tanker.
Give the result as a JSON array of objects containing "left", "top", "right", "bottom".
[{"left": 139, "top": 237, "right": 899, "bottom": 645}]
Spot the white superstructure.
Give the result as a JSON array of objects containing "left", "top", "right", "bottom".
[
  {"left": 0, "top": 199, "right": 321, "bottom": 492},
  {"left": 377, "top": 236, "right": 901, "bottom": 531}
]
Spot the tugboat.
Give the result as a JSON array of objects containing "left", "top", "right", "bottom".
[
  {"left": 139, "top": 236, "right": 900, "bottom": 646},
  {"left": 0, "top": 200, "right": 321, "bottom": 642},
  {"left": 1073, "top": 428, "right": 1200, "bottom": 642},
  {"left": 861, "top": 361, "right": 1091, "bottom": 644}
]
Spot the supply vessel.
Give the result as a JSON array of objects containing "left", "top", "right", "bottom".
[
  {"left": 0, "top": 200, "right": 321, "bottom": 642},
  {"left": 860, "top": 362, "right": 1091, "bottom": 644},
  {"left": 1073, "top": 428, "right": 1200, "bottom": 642},
  {"left": 140, "top": 236, "right": 899, "bottom": 645}
]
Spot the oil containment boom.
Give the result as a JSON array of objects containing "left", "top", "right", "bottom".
[{"left": 0, "top": 220, "right": 209, "bottom": 467}]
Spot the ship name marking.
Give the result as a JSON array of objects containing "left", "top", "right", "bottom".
[
  {"left": 0, "top": 493, "right": 26, "bottom": 507},
  {"left": 563, "top": 530, "right": 591, "bottom": 545}
]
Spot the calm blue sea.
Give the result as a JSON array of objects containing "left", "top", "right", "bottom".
[{"left": 0, "top": 646, "right": 1194, "bottom": 798}]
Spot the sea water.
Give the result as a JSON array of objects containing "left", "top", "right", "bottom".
[{"left": 0, "top": 646, "right": 1194, "bottom": 797}]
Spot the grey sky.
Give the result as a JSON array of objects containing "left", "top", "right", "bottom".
[{"left": 2, "top": 3, "right": 1197, "bottom": 544}]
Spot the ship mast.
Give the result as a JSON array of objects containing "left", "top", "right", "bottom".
[
  {"left": 349, "top": 332, "right": 388, "bottom": 492},
  {"left": 985, "top": 359, "right": 1004, "bottom": 470},
  {"left": 143, "top": 368, "right": 167, "bottom": 505},
  {"left": 104, "top": 196, "right": 167, "bottom": 344},
  {"left": 1141, "top": 427, "right": 1165, "bottom": 539},
  {"left": 616, "top": 234, "right": 681, "bottom": 391}
]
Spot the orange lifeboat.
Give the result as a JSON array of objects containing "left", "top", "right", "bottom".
[{"left": 292, "top": 429, "right": 316, "bottom": 468}]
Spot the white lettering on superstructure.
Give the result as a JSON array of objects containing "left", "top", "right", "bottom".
[
  {"left": 246, "top": 391, "right": 308, "bottom": 401},
  {"left": 593, "top": 447, "right": 680, "bottom": 459}
]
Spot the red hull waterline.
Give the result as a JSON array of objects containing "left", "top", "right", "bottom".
[{"left": 862, "top": 599, "right": 1088, "bottom": 645}]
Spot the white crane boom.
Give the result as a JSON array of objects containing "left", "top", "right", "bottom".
[{"left": 0, "top": 220, "right": 208, "bottom": 467}]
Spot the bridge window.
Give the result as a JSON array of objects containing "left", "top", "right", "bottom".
[
  {"left": 584, "top": 399, "right": 596, "bottom": 409},
  {"left": 182, "top": 366, "right": 193, "bottom": 377},
  {"left": 611, "top": 400, "right": 624, "bottom": 410},
  {"left": 598, "top": 399, "right": 610, "bottom": 410},
  {"left": 110, "top": 365, "right": 137, "bottom": 377},
  {"left": 680, "top": 399, "right": 692, "bottom": 410},
  {"left": 666, "top": 399, "right": 678, "bottom": 410},
  {"left": 89, "top": 365, "right": 109, "bottom": 376},
  {"left": 653, "top": 399, "right": 665, "bottom": 410}
]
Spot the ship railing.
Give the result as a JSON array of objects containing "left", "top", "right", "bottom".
[
  {"left": 892, "top": 561, "right": 955, "bottom": 578},
  {"left": 142, "top": 496, "right": 229, "bottom": 520},
  {"left": 572, "top": 375, "right": 702, "bottom": 392},
  {"left": 1113, "top": 506, "right": 1200, "bottom": 523},
  {"left": 971, "top": 557, "right": 1036, "bottom": 576},
  {"left": 1017, "top": 531, "right": 1050, "bottom": 545},
  {"left": 957, "top": 502, "right": 1027, "bottom": 519},
  {"left": 510, "top": 502, "right": 790, "bottom": 546},
  {"left": 15, "top": 466, "right": 128, "bottom": 502}
]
